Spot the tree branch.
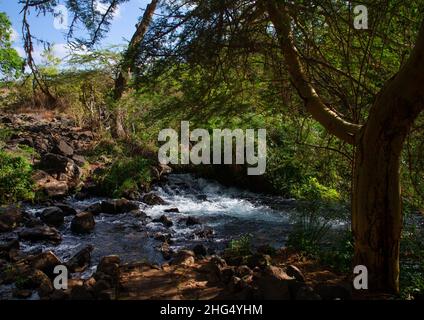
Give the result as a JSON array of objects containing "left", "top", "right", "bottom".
[{"left": 264, "top": 0, "right": 361, "bottom": 145}]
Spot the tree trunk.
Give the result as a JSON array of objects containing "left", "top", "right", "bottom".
[
  {"left": 352, "top": 123, "right": 405, "bottom": 293},
  {"left": 111, "top": 0, "right": 159, "bottom": 139},
  {"left": 352, "top": 18, "right": 424, "bottom": 292}
]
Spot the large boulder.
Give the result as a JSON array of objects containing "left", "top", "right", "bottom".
[
  {"left": 66, "top": 245, "right": 94, "bottom": 273},
  {"left": 29, "top": 250, "right": 62, "bottom": 277},
  {"left": 95, "top": 255, "right": 121, "bottom": 287},
  {"left": 52, "top": 139, "right": 74, "bottom": 157},
  {"left": 253, "top": 266, "right": 293, "bottom": 300},
  {"left": 30, "top": 270, "right": 54, "bottom": 298},
  {"left": 152, "top": 215, "right": 173, "bottom": 228},
  {"left": 39, "top": 153, "right": 75, "bottom": 175},
  {"left": 38, "top": 153, "right": 82, "bottom": 188},
  {"left": 39, "top": 207, "right": 65, "bottom": 227},
  {"left": 18, "top": 226, "right": 62, "bottom": 243},
  {"left": 0, "top": 206, "right": 22, "bottom": 232},
  {"left": 32, "top": 170, "right": 69, "bottom": 197},
  {"left": 142, "top": 193, "right": 166, "bottom": 206},
  {"left": 171, "top": 250, "right": 195, "bottom": 266},
  {"left": 86, "top": 199, "right": 139, "bottom": 215},
  {"left": 54, "top": 203, "right": 77, "bottom": 216},
  {"left": 71, "top": 212, "right": 95, "bottom": 234}
]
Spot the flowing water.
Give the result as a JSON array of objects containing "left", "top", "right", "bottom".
[{"left": 17, "top": 174, "right": 305, "bottom": 269}]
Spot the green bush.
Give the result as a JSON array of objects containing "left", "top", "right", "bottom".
[
  {"left": 94, "top": 156, "right": 152, "bottom": 198},
  {"left": 293, "top": 177, "right": 341, "bottom": 202},
  {"left": 0, "top": 150, "right": 34, "bottom": 204},
  {"left": 319, "top": 231, "right": 354, "bottom": 273},
  {"left": 224, "top": 234, "right": 253, "bottom": 257}
]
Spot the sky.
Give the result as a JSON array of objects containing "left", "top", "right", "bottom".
[{"left": 0, "top": 0, "right": 151, "bottom": 65}]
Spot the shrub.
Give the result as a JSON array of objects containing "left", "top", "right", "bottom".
[
  {"left": 225, "top": 234, "right": 253, "bottom": 257},
  {"left": 293, "top": 177, "right": 341, "bottom": 202},
  {"left": 0, "top": 150, "right": 34, "bottom": 204},
  {"left": 94, "top": 156, "right": 152, "bottom": 198}
]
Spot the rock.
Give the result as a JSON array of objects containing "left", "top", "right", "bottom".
[
  {"left": 18, "top": 137, "right": 34, "bottom": 147},
  {"left": 66, "top": 245, "right": 94, "bottom": 273},
  {"left": 31, "top": 270, "right": 54, "bottom": 298},
  {"left": 87, "top": 199, "right": 139, "bottom": 215},
  {"left": 13, "top": 289, "right": 33, "bottom": 299},
  {"left": 253, "top": 266, "right": 292, "bottom": 300},
  {"left": 153, "top": 215, "right": 173, "bottom": 228},
  {"left": 32, "top": 170, "right": 69, "bottom": 197},
  {"left": 21, "top": 211, "right": 43, "bottom": 228},
  {"left": 193, "top": 227, "right": 214, "bottom": 239},
  {"left": 193, "top": 244, "right": 208, "bottom": 257},
  {"left": 29, "top": 251, "right": 62, "bottom": 277},
  {"left": 85, "top": 202, "right": 102, "bottom": 215},
  {"left": 71, "top": 212, "right": 95, "bottom": 234},
  {"left": 18, "top": 226, "right": 62, "bottom": 243},
  {"left": 247, "top": 254, "right": 272, "bottom": 269},
  {"left": 97, "top": 255, "right": 121, "bottom": 276},
  {"left": 102, "top": 199, "right": 139, "bottom": 214},
  {"left": 72, "top": 154, "right": 86, "bottom": 167},
  {"left": 55, "top": 204, "right": 77, "bottom": 216},
  {"left": 131, "top": 210, "right": 148, "bottom": 220},
  {"left": 286, "top": 265, "right": 305, "bottom": 282},
  {"left": 220, "top": 267, "right": 235, "bottom": 284},
  {"left": 39, "top": 153, "right": 76, "bottom": 176},
  {"left": 200, "top": 256, "right": 227, "bottom": 283},
  {"left": 70, "top": 285, "right": 94, "bottom": 300},
  {"left": 159, "top": 242, "right": 173, "bottom": 260},
  {"left": 142, "top": 193, "right": 166, "bottom": 206},
  {"left": 40, "top": 207, "right": 65, "bottom": 227},
  {"left": 164, "top": 208, "right": 179, "bottom": 213},
  {"left": 154, "top": 232, "right": 172, "bottom": 243},
  {"left": 294, "top": 285, "right": 321, "bottom": 300},
  {"left": 315, "top": 283, "right": 352, "bottom": 300},
  {"left": 236, "top": 265, "right": 253, "bottom": 278},
  {"left": 0, "top": 238, "right": 20, "bottom": 260},
  {"left": 0, "top": 206, "right": 22, "bottom": 232},
  {"left": 186, "top": 216, "right": 201, "bottom": 226},
  {"left": 0, "top": 116, "right": 13, "bottom": 124},
  {"left": 196, "top": 194, "right": 208, "bottom": 201},
  {"left": 171, "top": 250, "right": 195, "bottom": 266},
  {"left": 78, "top": 131, "right": 94, "bottom": 140},
  {"left": 52, "top": 139, "right": 74, "bottom": 157}
]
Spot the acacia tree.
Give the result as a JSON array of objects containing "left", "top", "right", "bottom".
[
  {"left": 19, "top": 0, "right": 128, "bottom": 106},
  {"left": 265, "top": 0, "right": 424, "bottom": 293},
  {"left": 137, "top": 0, "right": 424, "bottom": 293},
  {"left": 20, "top": 0, "right": 158, "bottom": 132}
]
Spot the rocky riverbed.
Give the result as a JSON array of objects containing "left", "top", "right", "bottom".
[{"left": 0, "top": 113, "right": 355, "bottom": 300}]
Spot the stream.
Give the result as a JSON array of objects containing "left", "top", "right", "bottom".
[{"left": 17, "top": 174, "right": 312, "bottom": 268}]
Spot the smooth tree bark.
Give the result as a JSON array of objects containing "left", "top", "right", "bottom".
[
  {"left": 112, "top": 0, "right": 159, "bottom": 138},
  {"left": 265, "top": 0, "right": 424, "bottom": 293}
]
